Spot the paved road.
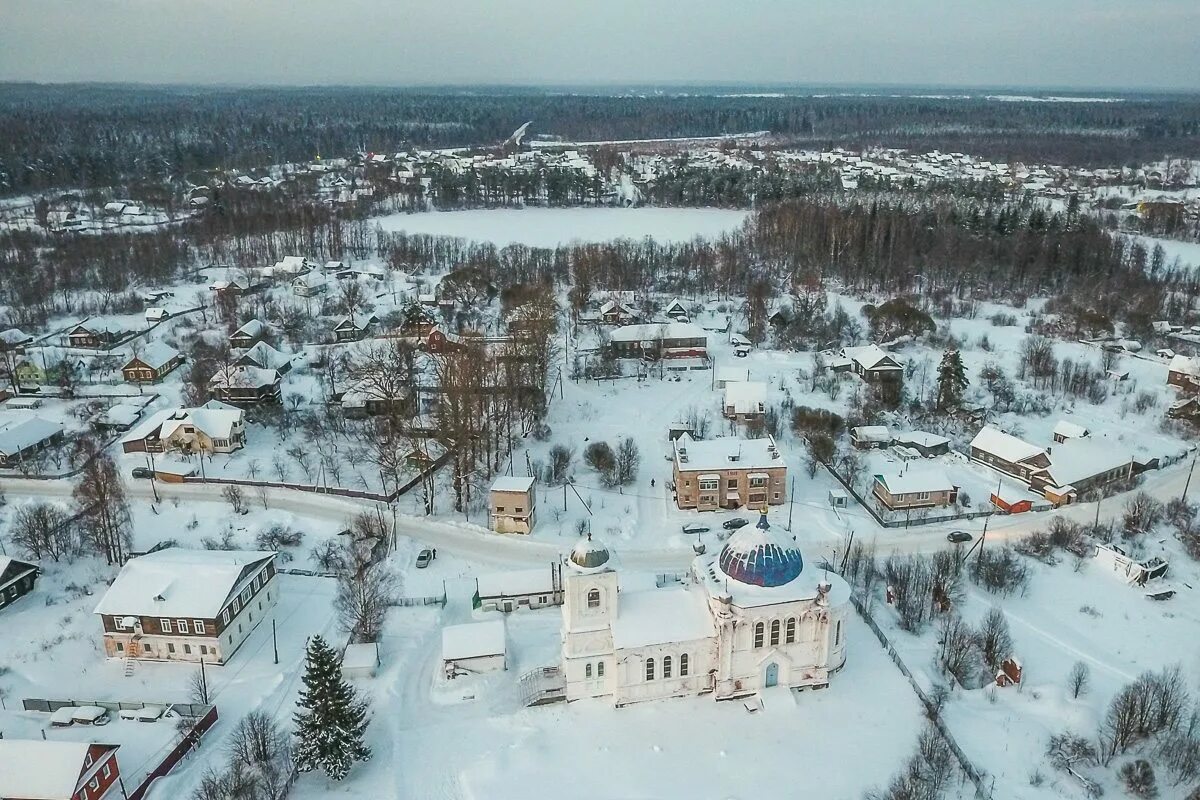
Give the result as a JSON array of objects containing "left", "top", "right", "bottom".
[{"left": 5, "top": 455, "right": 1192, "bottom": 572}]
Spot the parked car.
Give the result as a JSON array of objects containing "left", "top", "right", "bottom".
[
  {"left": 415, "top": 548, "right": 435, "bottom": 568},
  {"left": 681, "top": 523, "right": 710, "bottom": 535},
  {"left": 722, "top": 518, "right": 750, "bottom": 530},
  {"left": 131, "top": 466, "right": 153, "bottom": 479},
  {"left": 947, "top": 531, "right": 973, "bottom": 544}
]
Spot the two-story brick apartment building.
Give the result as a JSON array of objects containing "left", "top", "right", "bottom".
[
  {"left": 93, "top": 548, "right": 277, "bottom": 665},
  {"left": 0, "top": 740, "right": 121, "bottom": 800},
  {"left": 672, "top": 434, "right": 787, "bottom": 511}
]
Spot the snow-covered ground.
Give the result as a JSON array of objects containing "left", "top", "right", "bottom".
[{"left": 374, "top": 207, "right": 750, "bottom": 247}]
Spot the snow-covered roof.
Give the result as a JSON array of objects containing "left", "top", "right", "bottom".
[
  {"left": 0, "top": 415, "right": 64, "bottom": 457},
  {"left": 442, "top": 620, "right": 506, "bottom": 661},
  {"left": 0, "top": 740, "right": 115, "bottom": 800},
  {"left": 842, "top": 344, "right": 902, "bottom": 370},
  {"left": 970, "top": 426, "right": 1046, "bottom": 464},
  {"left": 874, "top": 468, "right": 956, "bottom": 495},
  {"left": 491, "top": 475, "right": 534, "bottom": 494},
  {"left": 851, "top": 425, "right": 891, "bottom": 443},
  {"left": 159, "top": 404, "right": 243, "bottom": 441},
  {"left": 723, "top": 381, "right": 766, "bottom": 414},
  {"left": 609, "top": 321, "right": 708, "bottom": 343},
  {"left": 1053, "top": 420, "right": 1090, "bottom": 440},
  {"left": 716, "top": 366, "right": 750, "bottom": 384},
  {"left": 208, "top": 364, "right": 279, "bottom": 389},
  {"left": 1042, "top": 439, "right": 1131, "bottom": 489},
  {"left": 93, "top": 548, "right": 274, "bottom": 618},
  {"left": 611, "top": 588, "right": 714, "bottom": 649},
  {"left": 97, "top": 403, "right": 142, "bottom": 427},
  {"left": 476, "top": 568, "right": 554, "bottom": 598},
  {"left": 1169, "top": 354, "right": 1200, "bottom": 377},
  {"left": 674, "top": 434, "right": 783, "bottom": 472},
  {"left": 893, "top": 431, "right": 949, "bottom": 449},
  {"left": 126, "top": 341, "right": 179, "bottom": 371},
  {"left": 342, "top": 642, "right": 379, "bottom": 672},
  {"left": 0, "top": 555, "right": 38, "bottom": 591},
  {"left": 231, "top": 319, "right": 266, "bottom": 340},
  {"left": 236, "top": 341, "right": 289, "bottom": 370},
  {"left": 0, "top": 328, "right": 32, "bottom": 346}
]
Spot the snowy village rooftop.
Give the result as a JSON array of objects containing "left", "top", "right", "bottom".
[
  {"left": 93, "top": 548, "right": 275, "bottom": 619},
  {"left": 673, "top": 433, "right": 784, "bottom": 472},
  {"left": 611, "top": 588, "right": 714, "bottom": 649},
  {"left": 0, "top": 740, "right": 114, "bottom": 800}
]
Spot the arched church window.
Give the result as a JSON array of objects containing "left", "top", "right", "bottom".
[
  {"left": 770, "top": 619, "right": 780, "bottom": 646},
  {"left": 785, "top": 617, "right": 796, "bottom": 644},
  {"left": 663, "top": 656, "right": 672, "bottom": 679},
  {"left": 680, "top": 654, "right": 689, "bottom": 676},
  {"left": 645, "top": 658, "right": 655, "bottom": 681},
  {"left": 587, "top": 588, "right": 600, "bottom": 609},
  {"left": 835, "top": 620, "right": 842, "bottom": 646},
  {"left": 585, "top": 663, "right": 593, "bottom": 678},
  {"left": 597, "top": 661, "right": 605, "bottom": 677},
  {"left": 753, "top": 622, "right": 764, "bottom": 648}
]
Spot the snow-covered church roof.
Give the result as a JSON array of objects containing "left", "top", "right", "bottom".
[
  {"left": 568, "top": 534, "right": 610, "bottom": 572},
  {"left": 716, "top": 513, "right": 803, "bottom": 588}
]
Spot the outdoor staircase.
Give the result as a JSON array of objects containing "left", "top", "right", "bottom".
[
  {"left": 123, "top": 657, "right": 136, "bottom": 677},
  {"left": 519, "top": 666, "right": 565, "bottom": 707}
]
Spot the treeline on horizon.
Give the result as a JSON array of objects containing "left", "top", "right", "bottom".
[{"left": 1, "top": 84, "right": 1199, "bottom": 194}]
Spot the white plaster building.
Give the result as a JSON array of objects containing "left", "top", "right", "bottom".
[{"left": 561, "top": 513, "right": 850, "bottom": 707}]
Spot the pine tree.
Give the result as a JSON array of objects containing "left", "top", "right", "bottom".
[
  {"left": 935, "top": 349, "right": 969, "bottom": 412},
  {"left": 293, "top": 635, "right": 371, "bottom": 781}
]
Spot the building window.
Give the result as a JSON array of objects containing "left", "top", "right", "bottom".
[
  {"left": 773, "top": 492, "right": 781, "bottom": 500},
  {"left": 176, "top": 618, "right": 187, "bottom": 632},
  {"left": 184, "top": 644, "right": 192, "bottom": 654},
  {"left": 115, "top": 642, "right": 124, "bottom": 652},
  {"left": 201, "top": 645, "right": 208, "bottom": 655},
  {"left": 514, "top": 507, "right": 523, "bottom": 513},
  {"left": 916, "top": 491, "right": 930, "bottom": 501},
  {"left": 587, "top": 588, "right": 600, "bottom": 609},
  {"left": 160, "top": 618, "right": 172, "bottom": 633},
  {"left": 754, "top": 622, "right": 764, "bottom": 648},
  {"left": 663, "top": 656, "right": 672, "bottom": 679},
  {"left": 597, "top": 661, "right": 605, "bottom": 677},
  {"left": 103, "top": 765, "right": 110, "bottom": 779},
  {"left": 680, "top": 654, "right": 689, "bottom": 676},
  {"left": 699, "top": 479, "right": 718, "bottom": 491},
  {"left": 750, "top": 476, "right": 766, "bottom": 487},
  {"left": 222, "top": 610, "right": 230, "bottom": 625},
  {"left": 496, "top": 506, "right": 505, "bottom": 513},
  {"left": 645, "top": 658, "right": 655, "bottom": 681},
  {"left": 786, "top": 617, "right": 796, "bottom": 644},
  {"left": 168, "top": 643, "right": 176, "bottom": 654},
  {"left": 770, "top": 619, "right": 780, "bottom": 646},
  {"left": 585, "top": 663, "right": 593, "bottom": 678},
  {"left": 114, "top": 617, "right": 128, "bottom": 630},
  {"left": 193, "top": 620, "right": 205, "bottom": 634},
  {"left": 727, "top": 479, "right": 737, "bottom": 489},
  {"left": 91, "top": 777, "right": 99, "bottom": 791}
]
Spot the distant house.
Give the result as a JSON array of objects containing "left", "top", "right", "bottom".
[
  {"left": 475, "top": 566, "right": 563, "bottom": 612},
  {"left": 425, "top": 326, "right": 468, "bottom": 354},
  {"left": 0, "top": 415, "right": 66, "bottom": 467},
  {"left": 872, "top": 469, "right": 959, "bottom": 511},
  {"left": 228, "top": 319, "right": 267, "bottom": 350},
  {"left": 292, "top": 272, "right": 328, "bottom": 297},
  {"left": 850, "top": 425, "right": 891, "bottom": 450},
  {"left": 0, "top": 328, "right": 34, "bottom": 353},
  {"left": 67, "top": 322, "right": 124, "bottom": 349},
  {"left": 672, "top": 434, "right": 786, "bottom": 511},
  {"left": 13, "top": 358, "right": 45, "bottom": 387},
  {"left": 208, "top": 365, "right": 281, "bottom": 405},
  {"left": 397, "top": 305, "right": 439, "bottom": 338},
  {"left": 1052, "top": 420, "right": 1090, "bottom": 444},
  {"left": 272, "top": 255, "right": 311, "bottom": 276},
  {"left": 663, "top": 298, "right": 689, "bottom": 320},
  {"left": 0, "top": 555, "right": 39, "bottom": 610},
  {"left": 1032, "top": 438, "right": 1133, "bottom": 503},
  {"left": 722, "top": 380, "right": 766, "bottom": 421},
  {"left": 121, "top": 342, "right": 183, "bottom": 383},
  {"left": 442, "top": 620, "right": 507, "bottom": 677},
  {"left": 840, "top": 345, "right": 904, "bottom": 383},
  {"left": 0, "top": 740, "right": 122, "bottom": 800},
  {"left": 715, "top": 366, "right": 750, "bottom": 389},
  {"left": 598, "top": 299, "right": 640, "bottom": 326},
  {"left": 1167, "top": 354, "right": 1200, "bottom": 393},
  {"left": 893, "top": 431, "right": 951, "bottom": 457},
  {"left": 490, "top": 475, "right": 537, "bottom": 534},
  {"left": 608, "top": 322, "right": 708, "bottom": 360},
  {"left": 120, "top": 401, "right": 245, "bottom": 455},
  {"left": 339, "top": 379, "right": 413, "bottom": 419},
  {"left": 234, "top": 341, "right": 292, "bottom": 374},
  {"left": 969, "top": 426, "right": 1051, "bottom": 483},
  {"left": 333, "top": 315, "right": 377, "bottom": 343},
  {"left": 94, "top": 548, "right": 277, "bottom": 664}
]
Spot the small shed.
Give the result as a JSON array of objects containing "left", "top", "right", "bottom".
[
  {"left": 850, "top": 425, "right": 891, "bottom": 450},
  {"left": 827, "top": 488, "right": 848, "bottom": 508},
  {"left": 995, "top": 657, "right": 1022, "bottom": 687},
  {"left": 152, "top": 459, "right": 196, "bottom": 484},
  {"left": 667, "top": 422, "right": 694, "bottom": 441},
  {"left": 990, "top": 484, "right": 1033, "bottom": 514},
  {"left": 342, "top": 642, "right": 380, "bottom": 679},
  {"left": 442, "top": 620, "right": 507, "bottom": 678}
]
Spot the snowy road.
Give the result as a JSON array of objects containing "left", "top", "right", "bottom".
[{"left": 6, "top": 454, "right": 1193, "bottom": 571}]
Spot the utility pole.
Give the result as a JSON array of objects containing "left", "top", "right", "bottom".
[
  {"left": 199, "top": 658, "right": 208, "bottom": 703},
  {"left": 787, "top": 476, "right": 795, "bottom": 531},
  {"left": 1183, "top": 453, "right": 1198, "bottom": 503},
  {"left": 976, "top": 512, "right": 990, "bottom": 568},
  {"left": 272, "top": 620, "right": 279, "bottom": 665}
]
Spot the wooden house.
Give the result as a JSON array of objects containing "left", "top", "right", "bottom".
[
  {"left": 121, "top": 342, "right": 183, "bottom": 383},
  {"left": 0, "top": 741, "right": 122, "bottom": 800},
  {"left": 333, "top": 315, "right": 377, "bottom": 343},
  {"left": 67, "top": 322, "right": 124, "bottom": 349},
  {"left": 872, "top": 469, "right": 959, "bottom": 511},
  {"left": 0, "top": 555, "right": 39, "bottom": 611},
  {"left": 208, "top": 365, "right": 281, "bottom": 405},
  {"left": 228, "top": 319, "right": 267, "bottom": 350}
]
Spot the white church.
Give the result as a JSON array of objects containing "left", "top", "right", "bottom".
[{"left": 560, "top": 512, "right": 850, "bottom": 706}]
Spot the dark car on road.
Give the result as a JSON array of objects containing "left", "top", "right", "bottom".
[
  {"left": 131, "top": 467, "right": 153, "bottom": 479},
  {"left": 416, "top": 548, "right": 435, "bottom": 568},
  {"left": 947, "top": 531, "right": 973, "bottom": 544},
  {"left": 722, "top": 518, "right": 750, "bottom": 530}
]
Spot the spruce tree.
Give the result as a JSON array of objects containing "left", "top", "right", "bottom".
[
  {"left": 293, "top": 635, "right": 371, "bottom": 780},
  {"left": 936, "top": 349, "right": 969, "bottom": 412}
]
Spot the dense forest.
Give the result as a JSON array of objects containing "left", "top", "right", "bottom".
[{"left": 2, "top": 84, "right": 1200, "bottom": 194}]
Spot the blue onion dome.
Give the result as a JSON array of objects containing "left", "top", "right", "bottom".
[
  {"left": 569, "top": 534, "right": 610, "bottom": 571},
  {"left": 717, "top": 512, "right": 803, "bottom": 588}
]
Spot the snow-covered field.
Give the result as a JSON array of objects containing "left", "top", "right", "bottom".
[{"left": 374, "top": 207, "right": 750, "bottom": 247}]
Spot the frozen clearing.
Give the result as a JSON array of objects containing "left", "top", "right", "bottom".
[{"left": 373, "top": 207, "right": 749, "bottom": 247}]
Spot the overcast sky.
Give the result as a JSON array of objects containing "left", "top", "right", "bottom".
[{"left": 1, "top": 0, "right": 1197, "bottom": 90}]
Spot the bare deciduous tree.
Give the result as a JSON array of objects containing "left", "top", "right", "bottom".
[{"left": 9, "top": 502, "right": 76, "bottom": 562}]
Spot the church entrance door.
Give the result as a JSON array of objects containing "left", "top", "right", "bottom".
[{"left": 764, "top": 662, "right": 779, "bottom": 687}]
